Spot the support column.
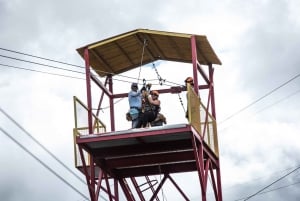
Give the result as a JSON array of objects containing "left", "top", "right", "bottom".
[
  {"left": 191, "top": 35, "right": 199, "bottom": 96},
  {"left": 84, "top": 48, "right": 96, "bottom": 199},
  {"left": 108, "top": 74, "right": 115, "bottom": 131},
  {"left": 84, "top": 48, "right": 93, "bottom": 134}
]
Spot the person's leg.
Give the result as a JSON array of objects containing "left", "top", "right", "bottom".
[
  {"left": 136, "top": 113, "right": 144, "bottom": 128},
  {"left": 142, "top": 112, "right": 150, "bottom": 127},
  {"left": 130, "top": 113, "right": 139, "bottom": 128},
  {"left": 143, "top": 112, "right": 156, "bottom": 127},
  {"left": 132, "top": 118, "right": 139, "bottom": 128},
  {"left": 149, "top": 112, "right": 156, "bottom": 123}
]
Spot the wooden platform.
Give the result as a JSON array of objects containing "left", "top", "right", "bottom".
[{"left": 76, "top": 124, "right": 218, "bottom": 178}]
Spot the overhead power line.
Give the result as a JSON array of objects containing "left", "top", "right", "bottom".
[
  {"left": 0, "top": 46, "right": 182, "bottom": 87},
  {"left": 0, "top": 47, "right": 83, "bottom": 68},
  {"left": 233, "top": 180, "right": 300, "bottom": 201},
  {"left": 3, "top": 46, "right": 300, "bottom": 122},
  {"left": 0, "top": 127, "right": 89, "bottom": 200},
  {"left": 0, "top": 54, "right": 84, "bottom": 74},
  {"left": 219, "top": 72, "right": 300, "bottom": 124},
  {"left": 0, "top": 107, "right": 107, "bottom": 201},
  {"left": 243, "top": 165, "right": 300, "bottom": 201},
  {"left": 0, "top": 46, "right": 155, "bottom": 82},
  {"left": 253, "top": 88, "right": 300, "bottom": 115},
  {"left": 2, "top": 46, "right": 300, "bottom": 117},
  {"left": 0, "top": 107, "right": 86, "bottom": 184},
  {"left": 0, "top": 63, "right": 85, "bottom": 80}
]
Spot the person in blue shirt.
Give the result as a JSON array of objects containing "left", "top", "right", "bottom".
[{"left": 128, "top": 82, "right": 142, "bottom": 128}]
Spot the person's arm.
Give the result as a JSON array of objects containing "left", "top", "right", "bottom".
[
  {"left": 148, "top": 95, "right": 160, "bottom": 105},
  {"left": 129, "top": 90, "right": 141, "bottom": 97}
]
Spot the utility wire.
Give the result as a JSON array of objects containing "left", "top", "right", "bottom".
[
  {"left": 0, "top": 54, "right": 84, "bottom": 74},
  {"left": 233, "top": 180, "right": 300, "bottom": 201},
  {"left": 1, "top": 59, "right": 170, "bottom": 87},
  {"left": 0, "top": 63, "right": 85, "bottom": 80},
  {"left": 1, "top": 46, "right": 300, "bottom": 201},
  {"left": 219, "top": 72, "right": 300, "bottom": 124},
  {"left": 0, "top": 47, "right": 84, "bottom": 68},
  {"left": 0, "top": 107, "right": 86, "bottom": 184},
  {"left": 243, "top": 165, "right": 300, "bottom": 200},
  {"left": 218, "top": 88, "right": 300, "bottom": 133},
  {"left": 0, "top": 56, "right": 151, "bottom": 85},
  {"left": 0, "top": 62, "right": 135, "bottom": 85},
  {"left": 220, "top": 165, "right": 300, "bottom": 200},
  {"left": 1, "top": 46, "right": 182, "bottom": 88},
  {"left": 0, "top": 46, "right": 152, "bottom": 82},
  {"left": 7, "top": 46, "right": 300, "bottom": 121},
  {"left": 1, "top": 62, "right": 125, "bottom": 111},
  {"left": 258, "top": 180, "right": 300, "bottom": 195},
  {"left": 0, "top": 127, "right": 89, "bottom": 200},
  {"left": 3, "top": 47, "right": 300, "bottom": 120},
  {"left": 253, "top": 88, "right": 300, "bottom": 115},
  {"left": 0, "top": 107, "right": 109, "bottom": 201}
]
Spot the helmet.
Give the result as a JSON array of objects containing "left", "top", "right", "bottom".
[
  {"left": 151, "top": 90, "right": 159, "bottom": 96},
  {"left": 131, "top": 82, "right": 138, "bottom": 88},
  {"left": 185, "top": 77, "right": 194, "bottom": 84}
]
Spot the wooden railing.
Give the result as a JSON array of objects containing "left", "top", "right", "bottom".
[
  {"left": 73, "top": 96, "right": 106, "bottom": 168},
  {"left": 187, "top": 84, "right": 219, "bottom": 157}
]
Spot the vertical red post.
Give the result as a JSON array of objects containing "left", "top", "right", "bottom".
[
  {"left": 208, "top": 64, "right": 222, "bottom": 201},
  {"left": 209, "top": 64, "right": 216, "bottom": 119},
  {"left": 84, "top": 48, "right": 93, "bottom": 134},
  {"left": 84, "top": 48, "right": 96, "bottom": 199},
  {"left": 216, "top": 162, "right": 223, "bottom": 201},
  {"left": 108, "top": 74, "right": 115, "bottom": 131},
  {"left": 191, "top": 35, "right": 199, "bottom": 96}
]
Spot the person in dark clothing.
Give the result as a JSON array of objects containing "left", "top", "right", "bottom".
[
  {"left": 150, "top": 113, "right": 167, "bottom": 127},
  {"left": 137, "top": 90, "right": 161, "bottom": 128}
]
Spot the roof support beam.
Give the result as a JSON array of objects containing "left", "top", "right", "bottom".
[
  {"left": 90, "top": 49, "right": 115, "bottom": 75},
  {"left": 114, "top": 41, "right": 135, "bottom": 65},
  {"left": 135, "top": 33, "right": 156, "bottom": 61},
  {"left": 91, "top": 73, "right": 112, "bottom": 98},
  {"left": 197, "top": 60, "right": 210, "bottom": 84}
]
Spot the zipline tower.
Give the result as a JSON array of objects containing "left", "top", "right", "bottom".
[{"left": 73, "top": 29, "right": 222, "bottom": 201}]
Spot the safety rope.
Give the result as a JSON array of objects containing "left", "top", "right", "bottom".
[
  {"left": 137, "top": 39, "right": 147, "bottom": 83},
  {"left": 152, "top": 63, "right": 166, "bottom": 85},
  {"left": 177, "top": 93, "right": 186, "bottom": 114}
]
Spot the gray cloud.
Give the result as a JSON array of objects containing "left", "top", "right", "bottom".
[{"left": 1, "top": 0, "right": 300, "bottom": 201}]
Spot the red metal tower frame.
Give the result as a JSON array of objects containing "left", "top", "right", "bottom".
[{"left": 74, "top": 29, "right": 222, "bottom": 201}]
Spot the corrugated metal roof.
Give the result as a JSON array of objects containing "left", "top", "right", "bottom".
[{"left": 77, "top": 29, "right": 222, "bottom": 77}]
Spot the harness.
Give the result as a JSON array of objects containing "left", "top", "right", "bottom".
[
  {"left": 143, "top": 95, "right": 160, "bottom": 115},
  {"left": 130, "top": 106, "right": 141, "bottom": 110}
]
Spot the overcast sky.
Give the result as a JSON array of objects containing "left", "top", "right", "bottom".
[{"left": 1, "top": 0, "right": 300, "bottom": 200}]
